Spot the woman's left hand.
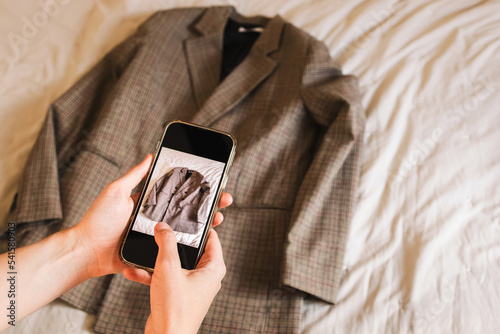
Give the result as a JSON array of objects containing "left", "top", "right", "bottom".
[{"left": 71, "top": 154, "right": 233, "bottom": 278}]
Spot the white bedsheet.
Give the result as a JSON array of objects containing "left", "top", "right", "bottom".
[{"left": 1, "top": 1, "right": 499, "bottom": 333}]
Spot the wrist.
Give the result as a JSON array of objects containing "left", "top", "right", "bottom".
[{"left": 57, "top": 226, "right": 95, "bottom": 281}]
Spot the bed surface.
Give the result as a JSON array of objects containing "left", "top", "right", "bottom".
[{"left": 1, "top": 1, "right": 499, "bottom": 333}]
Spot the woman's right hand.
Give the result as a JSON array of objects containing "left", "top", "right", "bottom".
[{"left": 123, "top": 218, "right": 228, "bottom": 334}]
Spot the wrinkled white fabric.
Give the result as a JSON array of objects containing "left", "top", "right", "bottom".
[{"left": 1, "top": 1, "right": 499, "bottom": 333}]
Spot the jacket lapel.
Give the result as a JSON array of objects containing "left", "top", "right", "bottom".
[
  {"left": 184, "top": 34, "right": 222, "bottom": 109},
  {"left": 192, "top": 49, "right": 277, "bottom": 126},
  {"left": 176, "top": 168, "right": 198, "bottom": 194},
  {"left": 184, "top": 6, "right": 233, "bottom": 109},
  {"left": 185, "top": 6, "right": 285, "bottom": 126}
]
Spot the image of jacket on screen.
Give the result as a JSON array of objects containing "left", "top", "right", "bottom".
[{"left": 143, "top": 167, "right": 211, "bottom": 234}]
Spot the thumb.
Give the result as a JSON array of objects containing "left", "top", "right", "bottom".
[
  {"left": 195, "top": 229, "right": 225, "bottom": 275},
  {"left": 154, "top": 222, "right": 181, "bottom": 271},
  {"left": 118, "top": 154, "right": 153, "bottom": 190}
]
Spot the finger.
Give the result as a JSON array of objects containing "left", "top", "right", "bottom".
[
  {"left": 218, "top": 193, "right": 233, "bottom": 209},
  {"left": 145, "top": 317, "right": 153, "bottom": 334},
  {"left": 154, "top": 222, "right": 181, "bottom": 270},
  {"left": 196, "top": 229, "right": 225, "bottom": 275},
  {"left": 118, "top": 154, "right": 153, "bottom": 190},
  {"left": 123, "top": 267, "right": 153, "bottom": 285},
  {"left": 212, "top": 212, "right": 223, "bottom": 227}
]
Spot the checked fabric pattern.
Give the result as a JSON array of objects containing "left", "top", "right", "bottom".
[{"left": 3, "top": 6, "right": 365, "bottom": 333}]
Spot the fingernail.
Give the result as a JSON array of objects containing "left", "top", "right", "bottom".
[{"left": 156, "top": 222, "right": 171, "bottom": 232}]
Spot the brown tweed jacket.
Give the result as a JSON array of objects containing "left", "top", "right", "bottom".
[
  {"left": 143, "top": 167, "right": 211, "bottom": 234},
  {"left": 3, "top": 6, "right": 365, "bottom": 334}
]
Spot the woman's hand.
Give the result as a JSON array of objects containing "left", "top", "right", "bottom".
[
  {"left": 70, "top": 154, "right": 232, "bottom": 278},
  {"left": 0, "top": 153, "right": 232, "bottom": 330},
  {"left": 124, "top": 223, "right": 227, "bottom": 334}
]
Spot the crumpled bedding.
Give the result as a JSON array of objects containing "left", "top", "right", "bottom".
[{"left": 1, "top": 1, "right": 499, "bottom": 333}]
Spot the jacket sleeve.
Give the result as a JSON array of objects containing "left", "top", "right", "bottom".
[
  {"left": 196, "top": 180, "right": 212, "bottom": 223},
  {"left": 280, "top": 39, "right": 365, "bottom": 304},
  {"left": 4, "top": 28, "right": 144, "bottom": 228},
  {"left": 144, "top": 170, "right": 173, "bottom": 207}
]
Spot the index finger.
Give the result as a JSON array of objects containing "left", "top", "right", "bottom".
[{"left": 218, "top": 193, "right": 233, "bottom": 209}]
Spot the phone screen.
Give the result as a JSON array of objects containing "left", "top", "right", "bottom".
[
  {"left": 121, "top": 122, "right": 235, "bottom": 270},
  {"left": 132, "top": 147, "right": 225, "bottom": 248}
]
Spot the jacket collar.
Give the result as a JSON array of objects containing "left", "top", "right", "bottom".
[
  {"left": 185, "top": 6, "right": 285, "bottom": 126},
  {"left": 192, "top": 6, "right": 282, "bottom": 55},
  {"left": 175, "top": 167, "right": 202, "bottom": 193}
]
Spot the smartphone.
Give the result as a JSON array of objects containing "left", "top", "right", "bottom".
[{"left": 120, "top": 120, "right": 236, "bottom": 271}]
